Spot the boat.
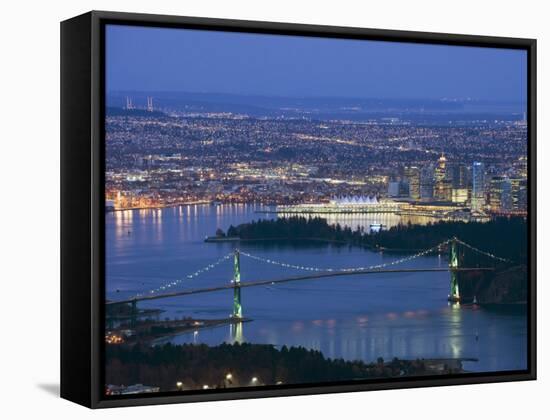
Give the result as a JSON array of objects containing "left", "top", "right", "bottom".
[{"left": 369, "top": 223, "right": 387, "bottom": 231}]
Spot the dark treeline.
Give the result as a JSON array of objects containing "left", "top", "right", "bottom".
[
  {"left": 106, "top": 342, "right": 460, "bottom": 391},
  {"left": 225, "top": 216, "right": 527, "bottom": 264},
  {"left": 227, "top": 217, "right": 352, "bottom": 242}
]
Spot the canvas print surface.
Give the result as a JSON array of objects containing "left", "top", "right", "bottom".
[{"left": 103, "top": 24, "right": 529, "bottom": 396}]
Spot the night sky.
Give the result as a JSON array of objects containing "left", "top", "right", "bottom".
[{"left": 106, "top": 24, "right": 527, "bottom": 102}]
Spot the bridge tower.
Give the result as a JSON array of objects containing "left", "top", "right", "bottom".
[
  {"left": 448, "top": 237, "right": 461, "bottom": 302},
  {"left": 232, "top": 249, "right": 242, "bottom": 318}
]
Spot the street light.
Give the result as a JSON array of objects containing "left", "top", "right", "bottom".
[
  {"left": 176, "top": 381, "right": 183, "bottom": 390},
  {"left": 251, "top": 377, "right": 259, "bottom": 385},
  {"left": 202, "top": 385, "right": 209, "bottom": 389},
  {"left": 225, "top": 373, "right": 233, "bottom": 381}
]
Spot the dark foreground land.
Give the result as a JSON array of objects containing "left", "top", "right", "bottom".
[{"left": 106, "top": 342, "right": 468, "bottom": 392}]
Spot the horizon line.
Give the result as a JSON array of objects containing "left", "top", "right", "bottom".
[{"left": 105, "top": 90, "right": 526, "bottom": 104}]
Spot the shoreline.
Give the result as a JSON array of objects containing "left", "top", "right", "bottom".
[
  {"left": 109, "top": 317, "right": 252, "bottom": 346},
  {"left": 106, "top": 200, "right": 212, "bottom": 212},
  {"left": 205, "top": 235, "right": 428, "bottom": 253}
]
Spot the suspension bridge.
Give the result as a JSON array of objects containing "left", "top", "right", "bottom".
[{"left": 106, "top": 237, "right": 514, "bottom": 321}]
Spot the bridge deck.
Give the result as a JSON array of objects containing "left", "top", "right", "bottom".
[{"left": 107, "top": 267, "right": 494, "bottom": 306}]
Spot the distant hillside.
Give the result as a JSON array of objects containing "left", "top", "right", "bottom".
[{"left": 106, "top": 92, "right": 525, "bottom": 122}]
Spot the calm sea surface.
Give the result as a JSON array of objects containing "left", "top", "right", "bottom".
[{"left": 106, "top": 204, "right": 527, "bottom": 373}]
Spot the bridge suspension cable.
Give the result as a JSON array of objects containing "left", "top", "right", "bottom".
[
  {"left": 452, "top": 237, "right": 515, "bottom": 264},
  {"left": 125, "top": 237, "right": 513, "bottom": 302},
  {"left": 133, "top": 252, "right": 234, "bottom": 299},
  {"left": 240, "top": 239, "right": 453, "bottom": 273}
]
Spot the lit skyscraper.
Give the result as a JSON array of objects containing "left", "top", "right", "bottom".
[
  {"left": 434, "top": 154, "right": 451, "bottom": 201},
  {"left": 434, "top": 154, "right": 447, "bottom": 183},
  {"left": 472, "top": 161, "right": 485, "bottom": 211}
]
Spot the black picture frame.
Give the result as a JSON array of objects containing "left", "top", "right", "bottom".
[{"left": 60, "top": 10, "right": 537, "bottom": 409}]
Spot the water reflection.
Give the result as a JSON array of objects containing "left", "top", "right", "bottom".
[
  {"left": 114, "top": 209, "right": 134, "bottom": 240},
  {"left": 448, "top": 302, "right": 464, "bottom": 359},
  {"left": 229, "top": 321, "right": 244, "bottom": 344},
  {"left": 279, "top": 211, "right": 437, "bottom": 233}
]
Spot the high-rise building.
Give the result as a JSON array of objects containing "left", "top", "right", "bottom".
[
  {"left": 517, "top": 156, "right": 528, "bottom": 178},
  {"left": 489, "top": 176, "right": 512, "bottom": 212},
  {"left": 434, "top": 154, "right": 447, "bottom": 183},
  {"left": 501, "top": 179, "right": 512, "bottom": 212},
  {"left": 510, "top": 178, "right": 528, "bottom": 212},
  {"left": 472, "top": 161, "right": 485, "bottom": 211},
  {"left": 388, "top": 180, "right": 409, "bottom": 198},
  {"left": 517, "top": 183, "right": 528, "bottom": 212},
  {"left": 420, "top": 165, "right": 434, "bottom": 200},
  {"left": 433, "top": 154, "right": 451, "bottom": 201},
  {"left": 450, "top": 163, "right": 468, "bottom": 189},
  {"left": 404, "top": 166, "right": 421, "bottom": 200},
  {"left": 388, "top": 181, "right": 400, "bottom": 198},
  {"left": 434, "top": 180, "right": 452, "bottom": 201}
]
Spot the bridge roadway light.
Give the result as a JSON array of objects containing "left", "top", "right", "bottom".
[
  {"left": 176, "top": 381, "right": 183, "bottom": 390},
  {"left": 225, "top": 373, "right": 233, "bottom": 381}
]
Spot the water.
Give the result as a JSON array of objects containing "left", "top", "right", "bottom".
[{"left": 106, "top": 203, "right": 527, "bottom": 373}]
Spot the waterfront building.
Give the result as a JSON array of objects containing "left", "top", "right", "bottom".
[
  {"left": 451, "top": 188, "right": 469, "bottom": 204},
  {"left": 472, "top": 161, "right": 486, "bottom": 211},
  {"left": 277, "top": 195, "right": 403, "bottom": 214},
  {"left": 330, "top": 195, "right": 379, "bottom": 205}
]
